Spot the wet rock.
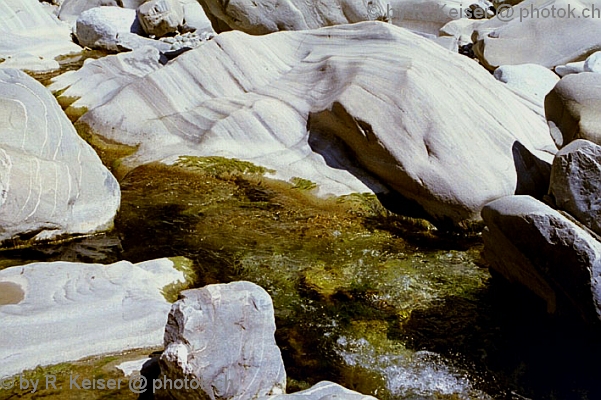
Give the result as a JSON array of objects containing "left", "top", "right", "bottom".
[
  {"left": 482, "top": 195, "right": 601, "bottom": 324},
  {"left": 266, "top": 381, "right": 377, "bottom": 400},
  {"left": 137, "top": 0, "right": 184, "bottom": 37},
  {"left": 493, "top": 63, "right": 559, "bottom": 117},
  {"left": 160, "top": 281, "right": 286, "bottom": 400},
  {"left": 473, "top": 0, "right": 601, "bottom": 70},
  {"left": 545, "top": 72, "right": 601, "bottom": 147},
  {"left": 0, "top": 257, "right": 189, "bottom": 377},
  {"left": 74, "top": 6, "right": 171, "bottom": 52},
  {"left": 0, "top": 0, "right": 82, "bottom": 72},
  {"left": 549, "top": 139, "right": 601, "bottom": 236},
  {"left": 0, "top": 69, "right": 119, "bottom": 243}
]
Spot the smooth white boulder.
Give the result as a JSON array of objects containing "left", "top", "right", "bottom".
[
  {"left": 493, "top": 64, "right": 560, "bottom": 116},
  {"left": 473, "top": 0, "right": 601, "bottom": 70},
  {"left": 584, "top": 51, "right": 601, "bottom": 73},
  {"left": 74, "top": 6, "right": 171, "bottom": 52},
  {"left": 72, "top": 22, "right": 554, "bottom": 227},
  {"left": 0, "top": 258, "right": 187, "bottom": 377},
  {"left": 0, "top": 0, "right": 82, "bottom": 72},
  {"left": 57, "top": 0, "right": 120, "bottom": 24},
  {"left": 555, "top": 61, "right": 585, "bottom": 77},
  {"left": 137, "top": 0, "right": 184, "bottom": 37},
  {"left": 0, "top": 69, "right": 120, "bottom": 243}
]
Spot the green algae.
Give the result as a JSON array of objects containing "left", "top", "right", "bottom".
[
  {"left": 290, "top": 177, "right": 317, "bottom": 191},
  {"left": 175, "top": 155, "right": 274, "bottom": 177},
  {"left": 161, "top": 256, "right": 196, "bottom": 302}
]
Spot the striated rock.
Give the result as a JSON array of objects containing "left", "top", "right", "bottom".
[
  {"left": 137, "top": 0, "right": 184, "bottom": 37},
  {"left": 0, "top": 257, "right": 189, "bottom": 377},
  {"left": 545, "top": 72, "right": 601, "bottom": 147},
  {"left": 0, "top": 0, "right": 82, "bottom": 72},
  {"left": 0, "top": 69, "right": 120, "bottom": 243},
  {"left": 199, "top": 0, "right": 472, "bottom": 36},
  {"left": 482, "top": 195, "right": 601, "bottom": 324},
  {"left": 549, "top": 139, "right": 601, "bottom": 236},
  {"left": 73, "top": 22, "right": 555, "bottom": 227},
  {"left": 493, "top": 63, "right": 559, "bottom": 117},
  {"left": 265, "top": 381, "right": 377, "bottom": 400},
  {"left": 160, "top": 282, "right": 286, "bottom": 400},
  {"left": 49, "top": 46, "right": 164, "bottom": 120},
  {"left": 473, "top": 0, "right": 601, "bottom": 70},
  {"left": 57, "top": 0, "right": 120, "bottom": 23},
  {"left": 74, "top": 6, "right": 172, "bottom": 52}
]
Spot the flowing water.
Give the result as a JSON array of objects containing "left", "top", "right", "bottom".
[{"left": 3, "top": 157, "right": 601, "bottom": 400}]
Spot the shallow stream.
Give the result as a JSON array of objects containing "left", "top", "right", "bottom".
[{"left": 2, "top": 157, "right": 601, "bottom": 399}]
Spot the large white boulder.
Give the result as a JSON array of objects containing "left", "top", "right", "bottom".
[
  {"left": 473, "top": 0, "right": 601, "bottom": 70},
  {"left": 69, "top": 22, "right": 554, "bottom": 227},
  {"left": 137, "top": 0, "right": 184, "bottom": 37},
  {"left": 0, "top": 0, "right": 82, "bottom": 72},
  {"left": 0, "top": 69, "right": 120, "bottom": 243},
  {"left": 0, "top": 258, "right": 188, "bottom": 377}
]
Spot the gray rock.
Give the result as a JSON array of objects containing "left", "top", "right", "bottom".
[
  {"left": 482, "top": 195, "right": 601, "bottom": 324},
  {"left": 0, "top": 68, "right": 120, "bottom": 243},
  {"left": 545, "top": 72, "right": 601, "bottom": 147},
  {"left": 473, "top": 0, "right": 601, "bottom": 70},
  {"left": 549, "top": 139, "right": 601, "bottom": 237},
  {"left": 265, "top": 381, "right": 377, "bottom": 400},
  {"left": 74, "top": 6, "right": 171, "bottom": 52},
  {"left": 584, "top": 51, "right": 601, "bottom": 73},
  {"left": 137, "top": 0, "right": 184, "bottom": 37},
  {"left": 160, "top": 282, "right": 286, "bottom": 400}
]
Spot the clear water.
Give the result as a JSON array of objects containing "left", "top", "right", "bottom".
[{"left": 2, "top": 159, "right": 601, "bottom": 400}]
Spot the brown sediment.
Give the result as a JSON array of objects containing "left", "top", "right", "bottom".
[{"left": 0, "top": 281, "right": 24, "bottom": 305}]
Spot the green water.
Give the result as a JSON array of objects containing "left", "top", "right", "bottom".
[{"left": 2, "top": 157, "right": 601, "bottom": 400}]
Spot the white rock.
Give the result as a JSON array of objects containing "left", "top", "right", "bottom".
[
  {"left": 584, "top": 51, "right": 601, "bottom": 73},
  {"left": 0, "top": 258, "right": 187, "bottom": 377},
  {"left": 74, "top": 6, "right": 171, "bottom": 52},
  {"left": 439, "top": 18, "right": 486, "bottom": 46},
  {"left": 57, "top": 0, "right": 120, "bottom": 24},
  {"left": 473, "top": 0, "right": 601, "bottom": 70},
  {"left": 0, "top": 0, "right": 82, "bottom": 72},
  {"left": 49, "top": 46, "right": 164, "bottom": 120},
  {"left": 555, "top": 61, "right": 585, "bottom": 77},
  {"left": 116, "top": 357, "right": 157, "bottom": 376},
  {"left": 265, "top": 381, "right": 377, "bottom": 400},
  {"left": 0, "top": 69, "right": 120, "bottom": 243},
  {"left": 74, "top": 22, "right": 555, "bottom": 226},
  {"left": 493, "top": 63, "right": 560, "bottom": 117},
  {"left": 180, "top": 0, "right": 214, "bottom": 33}
]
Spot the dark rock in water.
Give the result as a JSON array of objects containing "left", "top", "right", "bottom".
[{"left": 482, "top": 195, "right": 601, "bottom": 325}]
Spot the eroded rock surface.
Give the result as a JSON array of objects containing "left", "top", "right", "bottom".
[
  {"left": 0, "top": 68, "right": 120, "bottom": 243},
  {"left": 0, "top": 258, "right": 188, "bottom": 377},
  {"left": 66, "top": 22, "right": 555, "bottom": 227},
  {"left": 160, "top": 282, "right": 286, "bottom": 400}
]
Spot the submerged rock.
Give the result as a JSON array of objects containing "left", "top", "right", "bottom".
[
  {"left": 74, "top": 22, "right": 554, "bottom": 228},
  {"left": 160, "top": 282, "right": 286, "bottom": 400},
  {"left": 549, "top": 139, "right": 601, "bottom": 237},
  {"left": 545, "top": 72, "right": 601, "bottom": 147},
  {"left": 0, "top": 69, "right": 120, "bottom": 244},
  {"left": 0, "top": 257, "right": 190, "bottom": 377},
  {"left": 482, "top": 195, "right": 601, "bottom": 325},
  {"left": 0, "top": 0, "right": 82, "bottom": 72}
]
